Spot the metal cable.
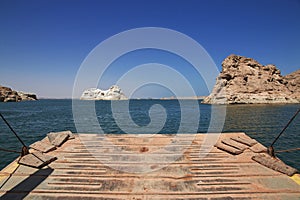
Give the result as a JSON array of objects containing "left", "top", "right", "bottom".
[
  {"left": 271, "top": 108, "right": 300, "bottom": 147},
  {"left": 0, "top": 147, "right": 21, "bottom": 154},
  {"left": 276, "top": 147, "right": 300, "bottom": 153},
  {"left": 0, "top": 113, "right": 27, "bottom": 147},
  {"left": 267, "top": 108, "right": 300, "bottom": 157}
]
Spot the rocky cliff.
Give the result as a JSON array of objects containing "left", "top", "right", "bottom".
[
  {"left": 81, "top": 85, "right": 127, "bottom": 100},
  {"left": 0, "top": 85, "right": 37, "bottom": 102},
  {"left": 284, "top": 69, "right": 300, "bottom": 100},
  {"left": 203, "top": 55, "right": 300, "bottom": 104}
]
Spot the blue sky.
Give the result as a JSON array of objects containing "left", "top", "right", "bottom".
[{"left": 0, "top": 0, "right": 299, "bottom": 98}]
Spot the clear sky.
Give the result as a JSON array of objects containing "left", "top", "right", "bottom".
[{"left": 0, "top": 0, "right": 299, "bottom": 98}]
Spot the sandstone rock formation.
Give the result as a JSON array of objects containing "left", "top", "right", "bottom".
[
  {"left": 284, "top": 69, "right": 300, "bottom": 100},
  {"left": 202, "top": 55, "right": 300, "bottom": 104},
  {"left": 81, "top": 85, "right": 127, "bottom": 100},
  {"left": 0, "top": 85, "right": 37, "bottom": 102}
]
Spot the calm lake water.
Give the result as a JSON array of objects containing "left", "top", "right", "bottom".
[{"left": 0, "top": 99, "right": 299, "bottom": 170}]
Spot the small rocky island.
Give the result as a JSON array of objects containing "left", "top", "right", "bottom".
[
  {"left": 0, "top": 85, "right": 37, "bottom": 102},
  {"left": 203, "top": 54, "right": 300, "bottom": 104},
  {"left": 81, "top": 85, "right": 127, "bottom": 100}
]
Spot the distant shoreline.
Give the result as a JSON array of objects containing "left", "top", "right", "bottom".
[{"left": 38, "top": 97, "right": 206, "bottom": 100}]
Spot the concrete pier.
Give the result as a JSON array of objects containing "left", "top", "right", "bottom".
[{"left": 0, "top": 133, "right": 299, "bottom": 199}]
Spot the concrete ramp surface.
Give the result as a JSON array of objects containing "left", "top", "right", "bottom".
[{"left": 0, "top": 133, "right": 299, "bottom": 199}]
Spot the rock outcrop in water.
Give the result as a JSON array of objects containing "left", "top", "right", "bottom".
[
  {"left": 284, "top": 69, "right": 300, "bottom": 100},
  {"left": 80, "top": 85, "right": 127, "bottom": 100},
  {"left": 202, "top": 54, "right": 300, "bottom": 104},
  {"left": 0, "top": 85, "right": 37, "bottom": 102}
]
